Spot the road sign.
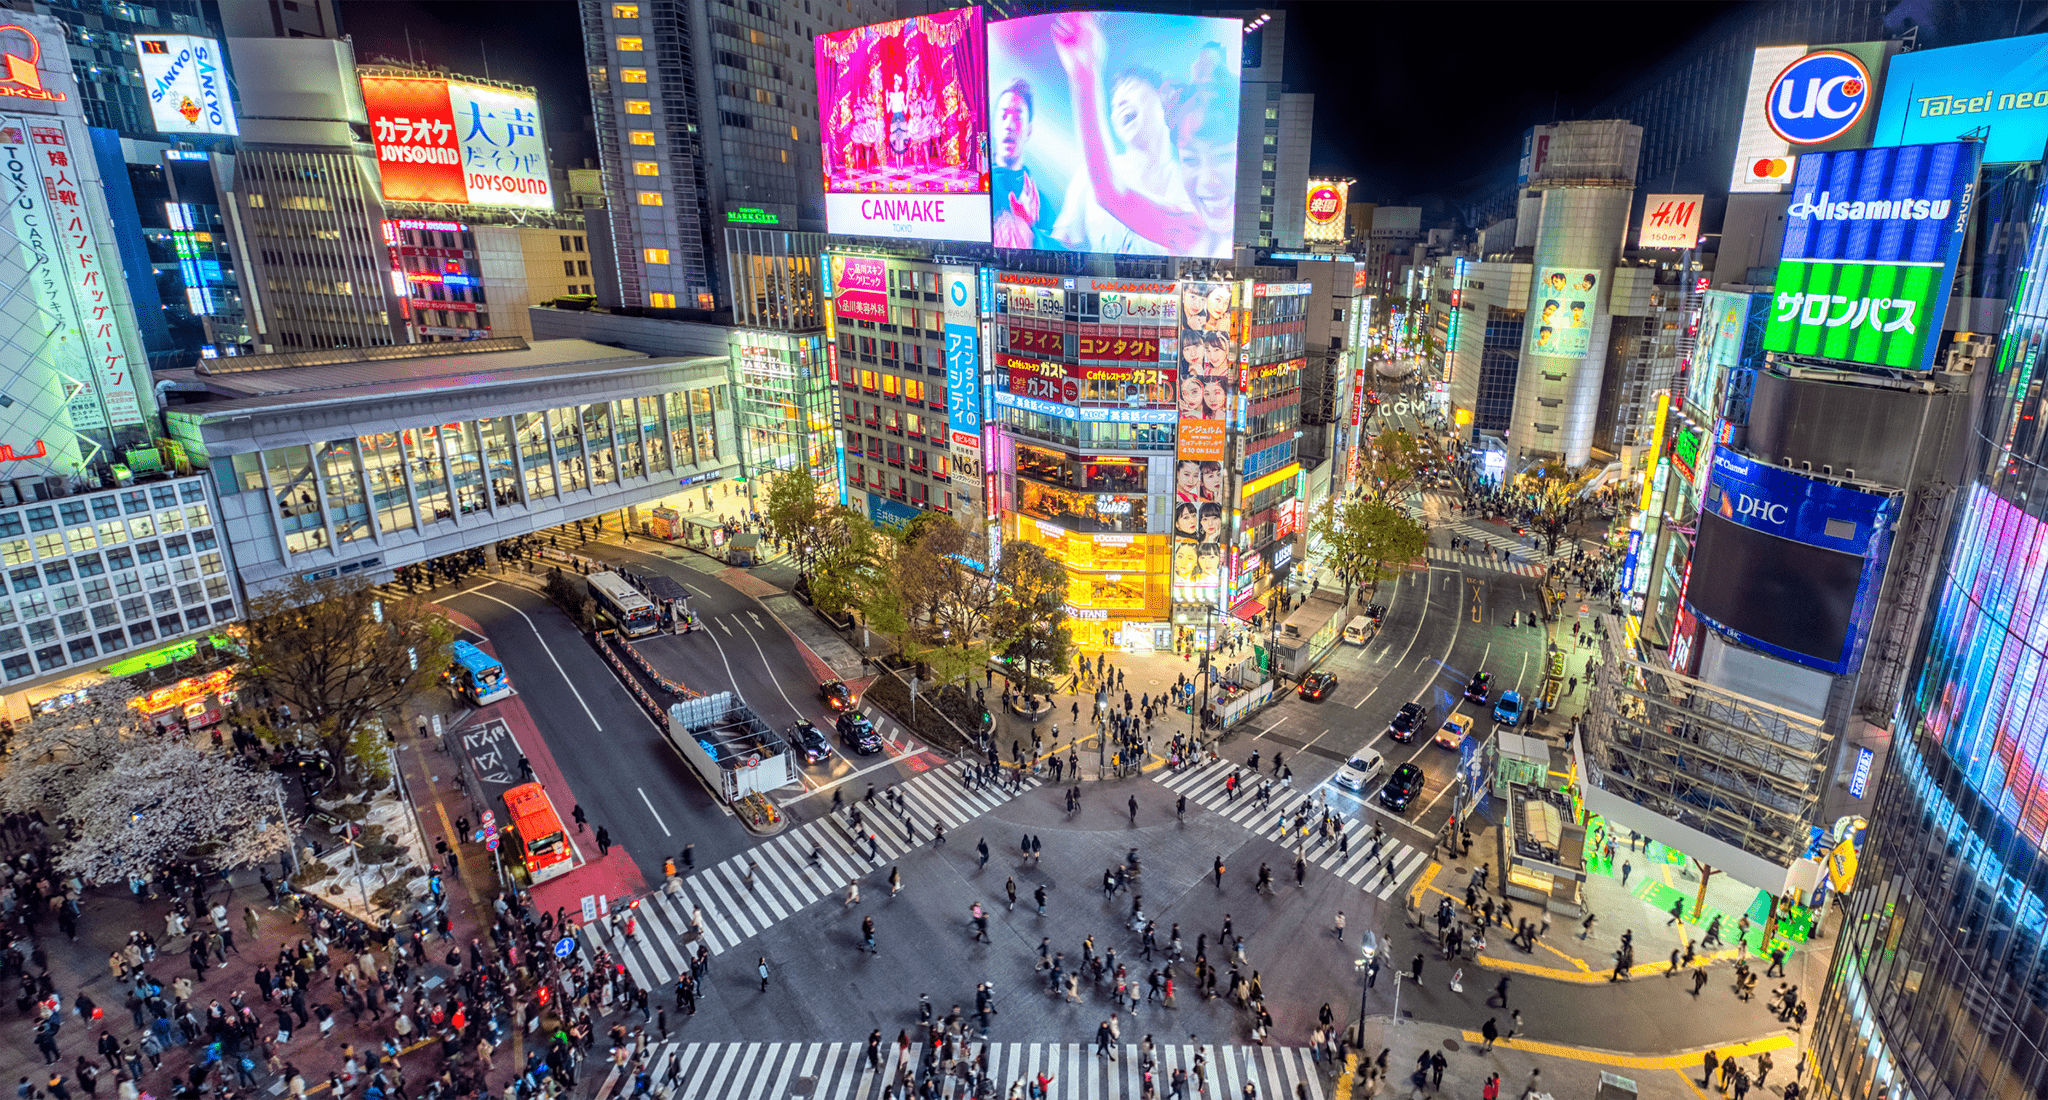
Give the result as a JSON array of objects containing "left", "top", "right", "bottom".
[
  {"left": 554, "top": 937, "right": 576, "bottom": 959},
  {"left": 472, "top": 830, "right": 488, "bottom": 843},
  {"left": 580, "top": 895, "right": 599, "bottom": 922},
  {"left": 486, "top": 836, "right": 500, "bottom": 852},
  {"left": 481, "top": 810, "right": 495, "bottom": 826}
]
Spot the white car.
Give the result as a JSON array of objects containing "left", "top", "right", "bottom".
[
  {"left": 1334, "top": 751, "right": 1385, "bottom": 792},
  {"left": 1434, "top": 716, "right": 1471, "bottom": 750}
]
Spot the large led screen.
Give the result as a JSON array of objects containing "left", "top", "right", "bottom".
[
  {"left": 987, "top": 12, "right": 1241, "bottom": 258},
  {"left": 815, "top": 9, "right": 991, "bottom": 242},
  {"left": 1686, "top": 511, "right": 1864, "bottom": 667},
  {"left": 1875, "top": 33, "right": 2048, "bottom": 164},
  {"left": 1915, "top": 485, "right": 2048, "bottom": 849},
  {"left": 1761, "top": 141, "right": 1981, "bottom": 371}
]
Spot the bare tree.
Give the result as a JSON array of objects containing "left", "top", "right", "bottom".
[{"left": 238, "top": 575, "right": 452, "bottom": 792}]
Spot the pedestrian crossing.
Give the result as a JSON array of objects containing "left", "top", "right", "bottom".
[
  {"left": 601, "top": 1039, "right": 1326, "bottom": 1100},
  {"left": 1422, "top": 549, "right": 1546, "bottom": 578},
  {"left": 580, "top": 760, "right": 1041, "bottom": 988},
  {"left": 1152, "top": 757, "right": 1432, "bottom": 901}
]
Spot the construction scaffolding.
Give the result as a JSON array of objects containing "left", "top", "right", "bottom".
[{"left": 1582, "top": 617, "right": 1828, "bottom": 869}]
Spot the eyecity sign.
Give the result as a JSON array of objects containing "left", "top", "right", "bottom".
[
  {"left": 1767, "top": 49, "right": 1872, "bottom": 145},
  {"left": 1763, "top": 140, "right": 1982, "bottom": 371}
]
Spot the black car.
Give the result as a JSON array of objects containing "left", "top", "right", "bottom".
[
  {"left": 791, "top": 720, "right": 833, "bottom": 764},
  {"left": 1298, "top": 671, "right": 1337, "bottom": 702},
  {"left": 1463, "top": 671, "right": 1491, "bottom": 704},
  {"left": 821, "top": 680, "right": 855, "bottom": 712},
  {"left": 1386, "top": 702, "right": 1425, "bottom": 742},
  {"left": 1378, "top": 763, "right": 1425, "bottom": 812},
  {"left": 1365, "top": 604, "right": 1387, "bottom": 625},
  {"left": 836, "top": 712, "right": 882, "bottom": 755}
]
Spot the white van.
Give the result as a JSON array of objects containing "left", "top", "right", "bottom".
[
  {"left": 1334, "top": 747, "right": 1386, "bottom": 792},
  {"left": 1343, "top": 616, "right": 1372, "bottom": 645}
]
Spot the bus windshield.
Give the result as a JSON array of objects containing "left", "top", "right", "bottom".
[{"left": 587, "top": 571, "right": 659, "bottom": 636}]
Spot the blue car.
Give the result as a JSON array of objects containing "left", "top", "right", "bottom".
[{"left": 1493, "top": 691, "right": 1523, "bottom": 727}]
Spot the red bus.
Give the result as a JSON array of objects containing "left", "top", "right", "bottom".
[{"left": 502, "top": 782, "right": 573, "bottom": 884}]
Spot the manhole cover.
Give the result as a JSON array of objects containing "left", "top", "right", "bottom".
[
  {"left": 792, "top": 1078, "right": 817, "bottom": 1097},
  {"left": 1441, "top": 1039, "right": 1460, "bottom": 1052}
]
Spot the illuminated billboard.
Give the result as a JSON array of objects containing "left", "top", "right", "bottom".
[
  {"left": 1637, "top": 194, "right": 1703, "bottom": 249},
  {"left": 1528, "top": 268, "right": 1599, "bottom": 359},
  {"left": 135, "top": 35, "right": 237, "bottom": 136},
  {"left": 1728, "top": 43, "right": 1890, "bottom": 193},
  {"left": 942, "top": 266, "right": 980, "bottom": 444},
  {"left": 361, "top": 75, "right": 553, "bottom": 210},
  {"left": 1175, "top": 281, "right": 1233, "bottom": 462},
  {"left": 1915, "top": 485, "right": 2048, "bottom": 848},
  {"left": 1303, "top": 179, "right": 1348, "bottom": 244},
  {"left": 1875, "top": 34, "right": 2048, "bottom": 164},
  {"left": 816, "top": 9, "right": 990, "bottom": 242},
  {"left": 987, "top": 12, "right": 1240, "bottom": 258},
  {"left": 1689, "top": 289, "right": 1762, "bottom": 418},
  {"left": 1686, "top": 449, "right": 1896, "bottom": 675},
  {"left": 1762, "top": 141, "right": 1981, "bottom": 371}
]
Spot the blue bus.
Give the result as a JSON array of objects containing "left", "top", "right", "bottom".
[{"left": 446, "top": 640, "right": 512, "bottom": 705}]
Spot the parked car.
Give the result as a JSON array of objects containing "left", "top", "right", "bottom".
[
  {"left": 1298, "top": 671, "right": 1338, "bottom": 702},
  {"left": 1386, "top": 702, "right": 1426, "bottom": 742},
  {"left": 1378, "top": 763, "right": 1426, "bottom": 812},
  {"left": 791, "top": 720, "right": 833, "bottom": 764},
  {"left": 821, "top": 680, "right": 856, "bottom": 712},
  {"left": 1434, "top": 715, "right": 1471, "bottom": 750},
  {"left": 1493, "top": 691, "right": 1524, "bottom": 727},
  {"left": 836, "top": 712, "right": 882, "bottom": 754}
]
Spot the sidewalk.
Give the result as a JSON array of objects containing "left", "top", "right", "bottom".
[{"left": 1351, "top": 1017, "right": 1793, "bottom": 1100}]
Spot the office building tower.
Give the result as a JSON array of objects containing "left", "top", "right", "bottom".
[
  {"left": 1220, "top": 9, "right": 1311, "bottom": 250},
  {"left": 218, "top": 35, "right": 406, "bottom": 351},
  {"left": 579, "top": 0, "right": 889, "bottom": 312}
]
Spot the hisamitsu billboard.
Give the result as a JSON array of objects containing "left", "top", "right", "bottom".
[
  {"left": 1762, "top": 141, "right": 1981, "bottom": 370},
  {"left": 1875, "top": 33, "right": 2048, "bottom": 164}
]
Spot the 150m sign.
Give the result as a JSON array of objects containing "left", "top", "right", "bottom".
[{"left": 1761, "top": 259, "right": 1941, "bottom": 370}]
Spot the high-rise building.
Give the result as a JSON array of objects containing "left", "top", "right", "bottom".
[
  {"left": 1806, "top": 174, "right": 2048, "bottom": 1100},
  {"left": 1220, "top": 9, "right": 1311, "bottom": 251},
  {"left": 578, "top": 0, "right": 890, "bottom": 312},
  {"left": 218, "top": 36, "right": 406, "bottom": 351}
]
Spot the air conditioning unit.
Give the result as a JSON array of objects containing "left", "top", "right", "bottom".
[{"left": 1946, "top": 337, "right": 1994, "bottom": 374}]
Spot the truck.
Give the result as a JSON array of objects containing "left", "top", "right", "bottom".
[{"left": 663, "top": 691, "right": 799, "bottom": 803}]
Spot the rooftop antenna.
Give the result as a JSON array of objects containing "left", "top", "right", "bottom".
[
  {"left": 405, "top": 26, "right": 415, "bottom": 68},
  {"left": 481, "top": 41, "right": 491, "bottom": 81}
]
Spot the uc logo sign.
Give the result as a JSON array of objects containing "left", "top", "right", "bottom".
[{"left": 1767, "top": 50, "right": 1870, "bottom": 146}]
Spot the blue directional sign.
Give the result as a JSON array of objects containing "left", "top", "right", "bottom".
[{"left": 554, "top": 937, "right": 576, "bottom": 959}]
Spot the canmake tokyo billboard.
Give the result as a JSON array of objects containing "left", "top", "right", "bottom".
[
  {"left": 815, "top": 9, "right": 990, "bottom": 242},
  {"left": 362, "top": 75, "right": 553, "bottom": 210}
]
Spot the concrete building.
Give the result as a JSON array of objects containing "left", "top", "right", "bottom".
[
  {"left": 384, "top": 217, "right": 596, "bottom": 343},
  {"left": 1220, "top": 9, "right": 1312, "bottom": 250},
  {"left": 577, "top": 0, "right": 890, "bottom": 312},
  {"left": 1361, "top": 206, "right": 1421, "bottom": 297},
  {"left": 159, "top": 337, "right": 740, "bottom": 592},
  {"left": 219, "top": 35, "right": 407, "bottom": 351}
]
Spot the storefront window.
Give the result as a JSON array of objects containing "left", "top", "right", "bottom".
[
  {"left": 265, "top": 445, "right": 328, "bottom": 554},
  {"left": 641, "top": 396, "right": 668, "bottom": 472},
  {"left": 666, "top": 392, "right": 695, "bottom": 469},
  {"left": 480, "top": 417, "right": 520, "bottom": 507},
  {"left": 409, "top": 427, "right": 452, "bottom": 524},
  {"left": 549, "top": 408, "right": 585, "bottom": 492},
  {"left": 583, "top": 403, "right": 615, "bottom": 488},
  {"left": 516, "top": 412, "right": 556, "bottom": 500},
  {"left": 1016, "top": 481, "right": 1146, "bottom": 534},
  {"left": 319, "top": 439, "right": 371, "bottom": 544},
  {"left": 613, "top": 399, "right": 644, "bottom": 480},
  {"left": 447, "top": 421, "right": 487, "bottom": 515},
  {"left": 359, "top": 432, "right": 414, "bottom": 534}
]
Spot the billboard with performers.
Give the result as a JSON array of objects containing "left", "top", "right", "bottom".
[
  {"left": 816, "top": 9, "right": 991, "bottom": 242},
  {"left": 1528, "top": 268, "right": 1599, "bottom": 359},
  {"left": 1175, "top": 279, "right": 1234, "bottom": 462},
  {"left": 987, "top": 11, "right": 1240, "bottom": 257}
]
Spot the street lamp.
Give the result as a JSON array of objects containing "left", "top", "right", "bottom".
[{"left": 1354, "top": 930, "right": 1379, "bottom": 1048}]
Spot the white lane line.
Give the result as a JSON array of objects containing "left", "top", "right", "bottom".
[
  {"left": 731, "top": 614, "right": 811, "bottom": 722},
  {"left": 455, "top": 586, "right": 601, "bottom": 731},
  {"left": 637, "top": 786, "right": 672, "bottom": 837}
]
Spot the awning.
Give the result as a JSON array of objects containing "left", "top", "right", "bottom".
[{"left": 1229, "top": 598, "right": 1265, "bottom": 623}]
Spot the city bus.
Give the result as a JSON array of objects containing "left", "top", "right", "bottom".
[
  {"left": 446, "top": 640, "right": 513, "bottom": 705},
  {"left": 587, "top": 571, "right": 659, "bottom": 637},
  {"left": 501, "top": 782, "right": 574, "bottom": 884}
]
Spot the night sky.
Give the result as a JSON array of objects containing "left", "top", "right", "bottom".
[{"left": 335, "top": 1, "right": 2048, "bottom": 218}]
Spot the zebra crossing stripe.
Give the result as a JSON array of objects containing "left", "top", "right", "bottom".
[
  {"left": 1152, "top": 758, "right": 1429, "bottom": 900},
  {"left": 581, "top": 762, "right": 1040, "bottom": 977}
]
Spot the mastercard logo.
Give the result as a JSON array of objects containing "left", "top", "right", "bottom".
[{"left": 1750, "top": 157, "right": 1794, "bottom": 180}]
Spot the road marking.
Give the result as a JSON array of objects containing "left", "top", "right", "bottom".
[
  {"left": 729, "top": 614, "right": 812, "bottom": 724},
  {"left": 718, "top": 618, "right": 733, "bottom": 636},
  {"left": 748, "top": 611, "right": 767, "bottom": 630},
  {"left": 454, "top": 586, "right": 601, "bottom": 731},
  {"left": 637, "top": 787, "right": 672, "bottom": 837},
  {"left": 1451, "top": 1031, "right": 1793, "bottom": 1071}
]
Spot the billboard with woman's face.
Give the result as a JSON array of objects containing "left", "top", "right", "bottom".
[{"left": 986, "top": 12, "right": 1240, "bottom": 257}]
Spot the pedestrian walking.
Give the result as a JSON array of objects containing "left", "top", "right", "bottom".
[
  {"left": 1480, "top": 1017, "right": 1498, "bottom": 1052},
  {"left": 596, "top": 827, "right": 613, "bottom": 856},
  {"left": 758, "top": 957, "right": 770, "bottom": 991}
]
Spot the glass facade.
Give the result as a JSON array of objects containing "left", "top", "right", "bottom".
[
  {"left": 1812, "top": 188, "right": 2048, "bottom": 1099},
  {"left": 213, "top": 391, "right": 727, "bottom": 558},
  {"left": 0, "top": 476, "right": 233, "bottom": 685}
]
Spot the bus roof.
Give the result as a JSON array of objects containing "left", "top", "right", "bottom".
[
  {"left": 587, "top": 571, "right": 652, "bottom": 605},
  {"left": 450, "top": 640, "right": 501, "bottom": 672}
]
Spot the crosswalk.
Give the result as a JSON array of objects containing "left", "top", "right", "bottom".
[
  {"left": 1152, "top": 757, "right": 1432, "bottom": 902},
  {"left": 581, "top": 760, "right": 1040, "bottom": 988},
  {"left": 1423, "top": 548, "right": 1546, "bottom": 577},
  {"left": 601, "top": 1039, "right": 1326, "bottom": 1100}
]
